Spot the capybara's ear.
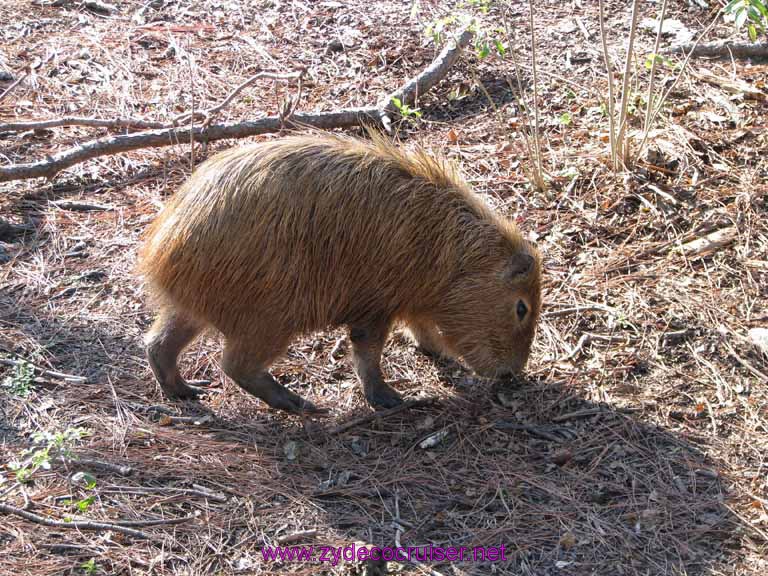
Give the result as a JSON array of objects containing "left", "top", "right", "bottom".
[{"left": 503, "top": 252, "right": 535, "bottom": 283}]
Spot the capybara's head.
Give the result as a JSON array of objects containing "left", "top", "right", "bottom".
[{"left": 437, "top": 238, "right": 542, "bottom": 378}]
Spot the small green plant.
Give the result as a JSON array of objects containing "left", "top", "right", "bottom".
[
  {"left": 423, "top": 7, "right": 506, "bottom": 62},
  {"left": 390, "top": 97, "right": 422, "bottom": 119},
  {"left": 643, "top": 53, "right": 676, "bottom": 71},
  {"left": 2, "top": 359, "right": 34, "bottom": 397},
  {"left": 725, "top": 0, "right": 768, "bottom": 41},
  {"left": 8, "top": 427, "right": 88, "bottom": 483},
  {"left": 463, "top": 0, "right": 493, "bottom": 13},
  {"left": 424, "top": 15, "right": 455, "bottom": 46},
  {"left": 63, "top": 494, "right": 97, "bottom": 513},
  {"left": 559, "top": 112, "right": 573, "bottom": 126},
  {"left": 81, "top": 558, "right": 98, "bottom": 575}
]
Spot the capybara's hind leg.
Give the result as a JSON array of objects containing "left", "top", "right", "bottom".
[
  {"left": 405, "top": 318, "right": 447, "bottom": 358},
  {"left": 349, "top": 321, "right": 402, "bottom": 409},
  {"left": 221, "top": 339, "right": 322, "bottom": 414},
  {"left": 145, "top": 307, "right": 205, "bottom": 399}
]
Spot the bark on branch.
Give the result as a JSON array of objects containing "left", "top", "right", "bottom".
[
  {"left": 662, "top": 39, "right": 768, "bottom": 58},
  {"left": 0, "top": 502, "right": 154, "bottom": 540},
  {"left": 0, "top": 29, "right": 474, "bottom": 183}
]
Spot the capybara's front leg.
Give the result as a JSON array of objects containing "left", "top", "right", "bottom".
[
  {"left": 222, "top": 338, "right": 322, "bottom": 414},
  {"left": 145, "top": 306, "right": 206, "bottom": 399},
  {"left": 349, "top": 321, "right": 402, "bottom": 409}
]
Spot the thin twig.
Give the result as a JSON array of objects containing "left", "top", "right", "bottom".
[
  {"left": 0, "top": 357, "right": 87, "bottom": 383},
  {"left": 101, "top": 484, "right": 227, "bottom": 503},
  {"left": 277, "top": 529, "right": 318, "bottom": 545},
  {"left": 0, "top": 72, "right": 28, "bottom": 104},
  {"left": 640, "top": 0, "right": 669, "bottom": 153},
  {"left": 106, "top": 514, "right": 197, "bottom": 527},
  {"left": 0, "top": 116, "right": 166, "bottom": 133},
  {"left": 560, "top": 333, "right": 636, "bottom": 362},
  {"left": 543, "top": 305, "right": 616, "bottom": 319},
  {"left": 174, "top": 71, "right": 303, "bottom": 127},
  {"left": 327, "top": 399, "right": 433, "bottom": 435}
]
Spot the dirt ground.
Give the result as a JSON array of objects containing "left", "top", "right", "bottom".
[{"left": 1, "top": 1, "right": 767, "bottom": 575}]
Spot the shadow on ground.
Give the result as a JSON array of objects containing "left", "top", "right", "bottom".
[{"left": 0, "top": 291, "right": 742, "bottom": 576}]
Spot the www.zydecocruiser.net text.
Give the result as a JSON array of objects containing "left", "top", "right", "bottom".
[{"left": 261, "top": 543, "right": 507, "bottom": 565}]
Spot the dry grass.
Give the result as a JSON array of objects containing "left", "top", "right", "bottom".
[{"left": 1, "top": 1, "right": 767, "bottom": 575}]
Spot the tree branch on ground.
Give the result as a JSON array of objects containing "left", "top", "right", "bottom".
[
  {"left": 662, "top": 39, "right": 768, "bottom": 58},
  {"left": 0, "top": 29, "right": 474, "bottom": 184},
  {"left": 0, "top": 502, "right": 155, "bottom": 540}
]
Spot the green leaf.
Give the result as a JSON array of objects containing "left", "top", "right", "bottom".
[
  {"left": 476, "top": 41, "right": 490, "bottom": 59},
  {"left": 493, "top": 39, "right": 506, "bottom": 57},
  {"left": 749, "top": 23, "right": 758, "bottom": 40},
  {"left": 559, "top": 112, "right": 572, "bottom": 125},
  {"left": 391, "top": 97, "right": 403, "bottom": 110},
  {"left": 735, "top": 6, "right": 749, "bottom": 28},
  {"left": 81, "top": 559, "right": 97, "bottom": 576},
  {"left": 71, "top": 471, "right": 98, "bottom": 489},
  {"left": 76, "top": 495, "right": 96, "bottom": 512}
]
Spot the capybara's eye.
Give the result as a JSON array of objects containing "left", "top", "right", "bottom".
[{"left": 516, "top": 300, "right": 528, "bottom": 321}]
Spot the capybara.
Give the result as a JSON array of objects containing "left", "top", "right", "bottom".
[{"left": 138, "top": 132, "right": 542, "bottom": 413}]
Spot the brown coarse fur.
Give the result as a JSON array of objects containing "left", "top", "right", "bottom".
[{"left": 137, "top": 131, "right": 542, "bottom": 413}]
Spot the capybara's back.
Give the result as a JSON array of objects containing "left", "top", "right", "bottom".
[{"left": 139, "top": 132, "right": 541, "bottom": 414}]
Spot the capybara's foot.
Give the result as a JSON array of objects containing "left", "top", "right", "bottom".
[
  {"left": 263, "top": 384, "right": 326, "bottom": 414},
  {"left": 364, "top": 381, "right": 403, "bottom": 409},
  {"left": 159, "top": 376, "right": 211, "bottom": 400}
]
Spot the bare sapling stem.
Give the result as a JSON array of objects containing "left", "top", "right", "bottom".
[
  {"left": 633, "top": 7, "right": 723, "bottom": 164},
  {"left": 615, "top": 0, "right": 642, "bottom": 168},
  {"left": 502, "top": 8, "right": 543, "bottom": 191},
  {"left": 527, "top": 0, "right": 545, "bottom": 191},
  {"left": 642, "top": 0, "right": 669, "bottom": 141},
  {"left": 598, "top": 0, "right": 618, "bottom": 170}
]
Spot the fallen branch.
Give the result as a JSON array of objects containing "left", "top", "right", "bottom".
[
  {"left": 662, "top": 39, "right": 768, "bottom": 59},
  {"left": 51, "top": 200, "right": 115, "bottom": 212},
  {"left": 690, "top": 69, "right": 766, "bottom": 100},
  {"left": 58, "top": 456, "right": 133, "bottom": 477},
  {"left": 0, "top": 29, "right": 474, "bottom": 183},
  {"left": 0, "top": 502, "right": 153, "bottom": 540},
  {"left": 378, "top": 28, "right": 475, "bottom": 130},
  {"left": 0, "top": 219, "right": 34, "bottom": 241}
]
